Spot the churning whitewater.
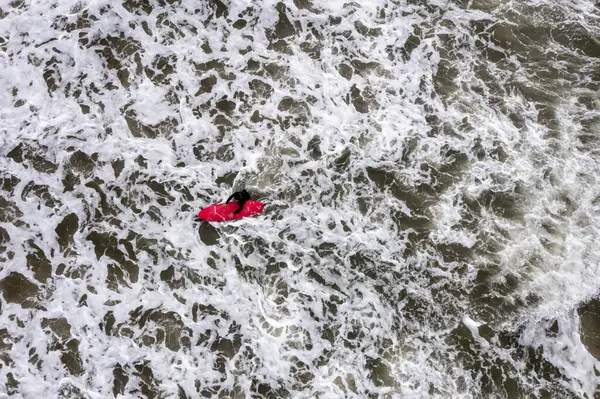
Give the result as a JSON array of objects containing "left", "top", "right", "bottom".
[{"left": 1, "top": 0, "right": 599, "bottom": 397}]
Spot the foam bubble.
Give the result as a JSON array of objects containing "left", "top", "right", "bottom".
[{"left": 0, "top": 0, "right": 599, "bottom": 397}]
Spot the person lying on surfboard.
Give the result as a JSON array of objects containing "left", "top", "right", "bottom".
[
  {"left": 197, "top": 189, "right": 264, "bottom": 222},
  {"left": 226, "top": 189, "right": 251, "bottom": 214}
]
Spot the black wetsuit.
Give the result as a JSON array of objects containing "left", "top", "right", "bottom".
[{"left": 226, "top": 190, "right": 250, "bottom": 214}]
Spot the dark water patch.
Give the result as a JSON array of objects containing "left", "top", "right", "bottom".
[
  {"left": 454, "top": 0, "right": 500, "bottom": 12},
  {"left": 468, "top": 265, "right": 523, "bottom": 323},
  {"left": 0, "top": 272, "right": 39, "bottom": 308},
  {"left": 57, "top": 382, "right": 88, "bottom": 399},
  {"left": 177, "top": 385, "right": 190, "bottom": 399},
  {"left": 133, "top": 360, "right": 162, "bottom": 399},
  {"left": 122, "top": 0, "right": 153, "bottom": 16},
  {"left": 268, "top": 2, "right": 297, "bottom": 40},
  {"left": 148, "top": 311, "right": 192, "bottom": 351},
  {"left": 350, "top": 59, "right": 390, "bottom": 79},
  {"left": 56, "top": 263, "right": 91, "bottom": 280},
  {"left": 578, "top": 116, "right": 600, "bottom": 148},
  {"left": 233, "top": 89, "right": 253, "bottom": 114},
  {"left": 119, "top": 308, "right": 193, "bottom": 352},
  {"left": 211, "top": 328, "right": 242, "bottom": 359},
  {"left": 102, "top": 311, "right": 116, "bottom": 336},
  {"left": 289, "top": 357, "right": 314, "bottom": 390},
  {"left": 64, "top": 72, "right": 93, "bottom": 102},
  {"left": 160, "top": 265, "right": 184, "bottom": 289},
  {"left": 1, "top": 175, "right": 20, "bottom": 193},
  {"left": 354, "top": 20, "right": 382, "bottom": 38},
  {"left": 0, "top": 226, "right": 9, "bottom": 254},
  {"left": 475, "top": 3, "right": 600, "bottom": 129},
  {"left": 7, "top": 144, "right": 24, "bottom": 163},
  {"left": 269, "top": 38, "right": 293, "bottom": 55},
  {"left": 248, "top": 78, "right": 273, "bottom": 98},
  {"left": 0, "top": 197, "right": 23, "bottom": 223},
  {"left": 250, "top": 379, "right": 291, "bottom": 398},
  {"left": 192, "top": 302, "right": 220, "bottom": 323},
  {"left": 146, "top": 54, "right": 177, "bottom": 85},
  {"left": 423, "top": 150, "right": 469, "bottom": 190},
  {"left": 402, "top": 34, "right": 421, "bottom": 61},
  {"left": 68, "top": 150, "right": 96, "bottom": 178},
  {"left": 445, "top": 323, "right": 578, "bottom": 398},
  {"left": 306, "top": 269, "right": 343, "bottom": 295},
  {"left": 163, "top": 12, "right": 194, "bottom": 39},
  {"left": 366, "top": 166, "right": 435, "bottom": 214},
  {"left": 233, "top": 18, "right": 247, "bottom": 29},
  {"left": 278, "top": 97, "right": 311, "bottom": 125},
  {"left": 43, "top": 56, "right": 63, "bottom": 95},
  {"left": 434, "top": 58, "right": 460, "bottom": 97},
  {"left": 112, "top": 159, "right": 125, "bottom": 178},
  {"left": 366, "top": 356, "right": 394, "bottom": 387},
  {"left": 212, "top": 114, "right": 235, "bottom": 134},
  {"left": 306, "top": 135, "right": 322, "bottom": 160},
  {"left": 87, "top": 231, "right": 138, "bottom": 287},
  {"left": 6, "top": 372, "right": 19, "bottom": 396},
  {"left": 245, "top": 58, "right": 260, "bottom": 73},
  {"left": 146, "top": 178, "right": 176, "bottom": 205},
  {"left": 478, "top": 186, "right": 525, "bottom": 220},
  {"left": 134, "top": 234, "right": 159, "bottom": 264},
  {"left": 62, "top": 171, "right": 80, "bottom": 192},
  {"left": 198, "top": 222, "right": 220, "bottom": 245},
  {"left": 51, "top": 8, "right": 95, "bottom": 33},
  {"left": 216, "top": 98, "right": 236, "bottom": 115},
  {"left": 338, "top": 63, "right": 353, "bottom": 80},
  {"left": 537, "top": 104, "right": 561, "bottom": 139},
  {"left": 434, "top": 242, "right": 473, "bottom": 264},
  {"left": 78, "top": 293, "right": 87, "bottom": 307},
  {"left": 106, "top": 263, "right": 132, "bottom": 291},
  {"left": 113, "top": 363, "right": 129, "bottom": 397},
  {"left": 55, "top": 213, "right": 79, "bottom": 252},
  {"left": 84, "top": 178, "right": 118, "bottom": 217},
  {"left": 213, "top": 144, "right": 233, "bottom": 163},
  {"left": 579, "top": 298, "right": 600, "bottom": 361},
  {"left": 509, "top": 82, "right": 559, "bottom": 108},
  {"left": 123, "top": 105, "right": 178, "bottom": 139},
  {"left": 41, "top": 317, "right": 71, "bottom": 341},
  {"left": 27, "top": 347, "right": 41, "bottom": 369},
  {"left": 243, "top": 59, "right": 289, "bottom": 83},
  {"left": 347, "top": 85, "right": 372, "bottom": 114},
  {"left": 299, "top": 33, "right": 322, "bottom": 59},
  {"left": 551, "top": 21, "right": 600, "bottom": 59},
  {"left": 207, "top": 0, "right": 228, "bottom": 20},
  {"left": 445, "top": 324, "right": 519, "bottom": 397},
  {"left": 21, "top": 181, "right": 59, "bottom": 209},
  {"left": 7, "top": 143, "right": 58, "bottom": 174},
  {"left": 92, "top": 33, "right": 141, "bottom": 71},
  {"left": 194, "top": 59, "right": 235, "bottom": 81},
  {"left": 488, "top": 22, "right": 548, "bottom": 60},
  {"left": 215, "top": 171, "right": 237, "bottom": 186},
  {"left": 0, "top": 328, "right": 12, "bottom": 353},
  {"left": 26, "top": 242, "right": 52, "bottom": 282},
  {"left": 134, "top": 156, "right": 148, "bottom": 169}
]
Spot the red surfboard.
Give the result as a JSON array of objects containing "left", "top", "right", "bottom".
[{"left": 197, "top": 200, "right": 265, "bottom": 222}]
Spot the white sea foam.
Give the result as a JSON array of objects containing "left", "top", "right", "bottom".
[{"left": 0, "top": 0, "right": 599, "bottom": 397}]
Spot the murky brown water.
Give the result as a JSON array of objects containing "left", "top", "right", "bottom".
[{"left": 0, "top": 0, "right": 599, "bottom": 397}]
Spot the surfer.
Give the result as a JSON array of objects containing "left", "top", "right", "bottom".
[{"left": 226, "top": 189, "right": 251, "bottom": 214}]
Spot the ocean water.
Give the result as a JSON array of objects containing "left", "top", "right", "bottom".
[{"left": 1, "top": 0, "right": 599, "bottom": 397}]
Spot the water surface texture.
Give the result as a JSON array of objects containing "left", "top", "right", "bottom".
[{"left": 1, "top": 0, "right": 600, "bottom": 397}]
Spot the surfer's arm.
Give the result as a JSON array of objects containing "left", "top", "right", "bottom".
[
  {"left": 226, "top": 193, "right": 238, "bottom": 203},
  {"left": 233, "top": 200, "right": 246, "bottom": 214}
]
